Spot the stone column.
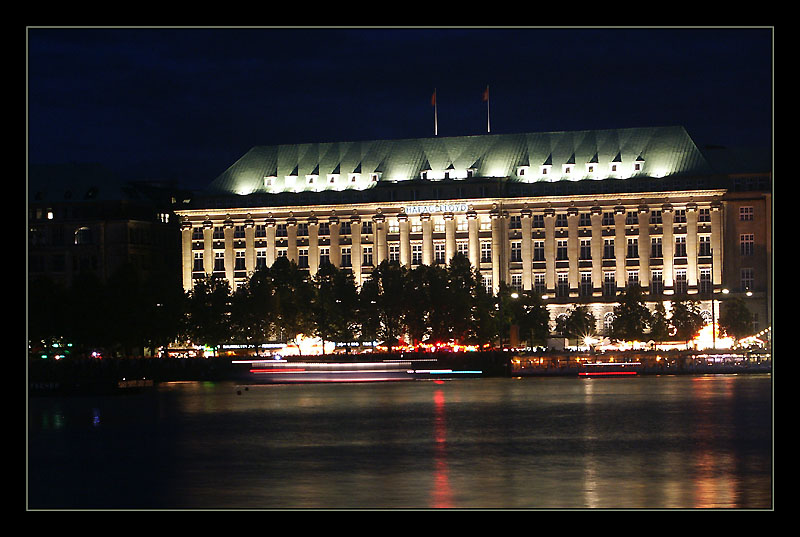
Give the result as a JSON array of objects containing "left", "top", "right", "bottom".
[
  {"left": 421, "top": 213, "right": 433, "bottom": 265},
  {"left": 287, "top": 215, "right": 298, "bottom": 264},
  {"left": 521, "top": 207, "right": 532, "bottom": 291},
  {"left": 567, "top": 207, "right": 579, "bottom": 295},
  {"left": 614, "top": 205, "right": 626, "bottom": 290},
  {"left": 374, "top": 212, "right": 387, "bottom": 265},
  {"left": 245, "top": 215, "right": 255, "bottom": 276},
  {"left": 180, "top": 220, "right": 193, "bottom": 292},
  {"left": 351, "top": 214, "right": 362, "bottom": 285},
  {"left": 308, "top": 215, "right": 319, "bottom": 277},
  {"left": 686, "top": 202, "right": 698, "bottom": 292},
  {"left": 265, "top": 215, "right": 276, "bottom": 268},
  {"left": 710, "top": 201, "right": 723, "bottom": 286},
  {"left": 661, "top": 204, "right": 675, "bottom": 294},
  {"left": 490, "top": 209, "right": 502, "bottom": 294},
  {"left": 590, "top": 206, "right": 603, "bottom": 296},
  {"left": 399, "top": 212, "right": 410, "bottom": 267},
  {"left": 203, "top": 218, "right": 213, "bottom": 275},
  {"left": 444, "top": 212, "right": 456, "bottom": 263},
  {"left": 637, "top": 205, "right": 650, "bottom": 290},
  {"left": 544, "top": 208, "right": 555, "bottom": 294},
  {"left": 329, "top": 215, "right": 341, "bottom": 268},
  {"left": 467, "top": 210, "right": 479, "bottom": 270}
]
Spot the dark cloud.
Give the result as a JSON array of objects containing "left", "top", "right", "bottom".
[{"left": 28, "top": 27, "right": 773, "bottom": 189}]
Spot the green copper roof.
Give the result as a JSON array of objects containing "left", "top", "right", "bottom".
[{"left": 205, "top": 126, "right": 713, "bottom": 196}]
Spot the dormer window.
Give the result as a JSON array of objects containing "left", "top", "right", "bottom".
[
  {"left": 540, "top": 165, "right": 551, "bottom": 176},
  {"left": 609, "top": 163, "right": 618, "bottom": 174},
  {"left": 328, "top": 174, "right": 339, "bottom": 185},
  {"left": 586, "top": 163, "right": 596, "bottom": 175},
  {"left": 306, "top": 175, "right": 317, "bottom": 185},
  {"left": 467, "top": 168, "right": 476, "bottom": 178},
  {"left": 371, "top": 173, "right": 380, "bottom": 182},
  {"left": 563, "top": 164, "right": 573, "bottom": 175},
  {"left": 421, "top": 170, "right": 429, "bottom": 180},
  {"left": 517, "top": 166, "right": 530, "bottom": 178},
  {"left": 349, "top": 173, "right": 360, "bottom": 183},
  {"left": 264, "top": 176, "right": 275, "bottom": 188}
]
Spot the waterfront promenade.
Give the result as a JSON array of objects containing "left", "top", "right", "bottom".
[{"left": 28, "top": 349, "right": 771, "bottom": 395}]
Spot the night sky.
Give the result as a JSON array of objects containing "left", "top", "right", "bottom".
[{"left": 27, "top": 27, "right": 773, "bottom": 191}]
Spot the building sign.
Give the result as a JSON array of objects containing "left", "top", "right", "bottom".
[{"left": 404, "top": 203, "right": 469, "bottom": 215}]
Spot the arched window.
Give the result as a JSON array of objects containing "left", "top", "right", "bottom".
[{"left": 74, "top": 226, "right": 92, "bottom": 245}]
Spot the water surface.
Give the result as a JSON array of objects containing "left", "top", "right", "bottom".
[{"left": 28, "top": 374, "right": 772, "bottom": 509}]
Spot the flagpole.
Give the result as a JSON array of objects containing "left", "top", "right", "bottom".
[
  {"left": 485, "top": 85, "right": 491, "bottom": 133},
  {"left": 433, "top": 88, "right": 438, "bottom": 136}
]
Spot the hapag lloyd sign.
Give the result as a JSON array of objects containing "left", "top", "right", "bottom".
[{"left": 404, "top": 203, "right": 469, "bottom": 215}]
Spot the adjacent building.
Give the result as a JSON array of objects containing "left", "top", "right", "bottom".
[{"left": 174, "top": 126, "right": 772, "bottom": 337}]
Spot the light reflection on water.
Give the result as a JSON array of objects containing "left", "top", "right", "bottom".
[{"left": 28, "top": 375, "right": 772, "bottom": 509}]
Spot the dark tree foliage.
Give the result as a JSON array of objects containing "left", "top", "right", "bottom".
[
  {"left": 719, "top": 297, "right": 754, "bottom": 340},
  {"left": 609, "top": 285, "right": 652, "bottom": 342},
  {"left": 670, "top": 299, "right": 705, "bottom": 343}
]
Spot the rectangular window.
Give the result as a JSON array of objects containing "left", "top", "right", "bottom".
[
  {"left": 193, "top": 252, "right": 203, "bottom": 271},
  {"left": 319, "top": 247, "right": 330, "bottom": 266},
  {"left": 234, "top": 225, "right": 245, "bottom": 239},
  {"left": 510, "top": 241, "right": 522, "bottom": 262},
  {"left": 389, "top": 221, "right": 400, "bottom": 233},
  {"left": 297, "top": 223, "right": 309, "bottom": 236},
  {"left": 532, "top": 214, "right": 544, "bottom": 228},
  {"left": 674, "top": 236, "right": 687, "bottom": 258},
  {"left": 457, "top": 241, "right": 469, "bottom": 256},
  {"left": 604, "top": 272, "right": 616, "bottom": 297},
  {"left": 740, "top": 207, "right": 754, "bottom": 221},
  {"left": 361, "top": 221, "right": 373, "bottom": 235},
  {"left": 340, "top": 222, "right": 352, "bottom": 235},
  {"left": 626, "top": 211, "right": 638, "bottom": 225},
  {"left": 456, "top": 219, "right": 468, "bottom": 232},
  {"left": 741, "top": 268, "right": 754, "bottom": 292},
  {"left": 698, "top": 208, "right": 711, "bottom": 223},
  {"left": 627, "top": 270, "right": 639, "bottom": 288},
  {"left": 319, "top": 222, "right": 330, "bottom": 236},
  {"left": 533, "top": 241, "right": 545, "bottom": 261},
  {"left": 214, "top": 251, "right": 225, "bottom": 272},
  {"left": 557, "top": 272, "right": 569, "bottom": 297},
  {"left": 534, "top": 273, "right": 546, "bottom": 295},
  {"left": 276, "top": 224, "right": 287, "bottom": 237},
  {"left": 509, "top": 215, "right": 521, "bottom": 229},
  {"left": 674, "top": 209, "right": 686, "bottom": 224},
  {"left": 235, "top": 250, "right": 246, "bottom": 271},
  {"left": 256, "top": 250, "right": 266, "bottom": 269},
  {"left": 482, "top": 274, "right": 493, "bottom": 294},
  {"left": 602, "top": 212, "right": 615, "bottom": 226},
  {"left": 213, "top": 226, "right": 224, "bottom": 240},
  {"left": 699, "top": 268, "right": 712, "bottom": 294},
  {"left": 699, "top": 236, "right": 712, "bottom": 256},
  {"left": 362, "top": 246, "right": 373, "bottom": 266},
  {"left": 555, "top": 214, "right": 568, "bottom": 228},
  {"left": 389, "top": 244, "right": 400, "bottom": 262},
  {"left": 580, "top": 239, "right": 592, "bottom": 260},
  {"left": 740, "top": 234, "right": 754, "bottom": 256},
  {"left": 650, "top": 270, "right": 663, "bottom": 295},
  {"left": 298, "top": 248, "right": 309, "bottom": 269},
  {"left": 511, "top": 274, "right": 522, "bottom": 290},
  {"left": 480, "top": 241, "right": 492, "bottom": 263},
  {"left": 255, "top": 225, "right": 266, "bottom": 238},
  {"left": 192, "top": 227, "right": 204, "bottom": 240},
  {"left": 579, "top": 213, "right": 592, "bottom": 227},
  {"left": 651, "top": 237, "right": 662, "bottom": 258},
  {"left": 650, "top": 210, "right": 662, "bottom": 225},
  {"left": 675, "top": 269, "right": 687, "bottom": 295},
  {"left": 412, "top": 244, "right": 422, "bottom": 265},
  {"left": 627, "top": 238, "right": 638, "bottom": 259},
  {"left": 580, "top": 272, "right": 592, "bottom": 297},
  {"left": 341, "top": 247, "right": 352, "bottom": 267},
  {"left": 604, "top": 239, "right": 615, "bottom": 259},
  {"left": 434, "top": 243, "right": 445, "bottom": 263},
  {"left": 557, "top": 240, "right": 568, "bottom": 260}
]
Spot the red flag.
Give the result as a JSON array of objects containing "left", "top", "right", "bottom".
[
  {"left": 482, "top": 86, "right": 489, "bottom": 102},
  {"left": 431, "top": 90, "right": 436, "bottom": 106}
]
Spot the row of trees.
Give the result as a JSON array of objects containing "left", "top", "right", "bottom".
[{"left": 28, "top": 253, "right": 753, "bottom": 358}]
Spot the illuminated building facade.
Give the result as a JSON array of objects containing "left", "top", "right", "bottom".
[{"left": 175, "top": 126, "right": 771, "bottom": 336}]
